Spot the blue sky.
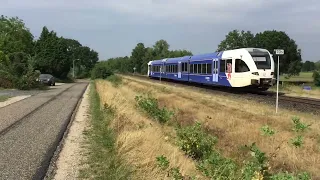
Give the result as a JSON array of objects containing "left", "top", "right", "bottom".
[{"left": 1, "top": 0, "right": 319, "bottom": 62}]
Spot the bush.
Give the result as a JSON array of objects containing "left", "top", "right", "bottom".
[
  {"left": 176, "top": 122, "right": 217, "bottom": 160},
  {"left": 135, "top": 95, "right": 174, "bottom": 124},
  {"left": 91, "top": 63, "right": 113, "bottom": 79},
  {"left": 15, "top": 70, "right": 41, "bottom": 90},
  {"left": 313, "top": 70, "right": 320, "bottom": 86},
  {"left": 106, "top": 75, "right": 122, "bottom": 87},
  {"left": 0, "top": 69, "right": 16, "bottom": 88}
]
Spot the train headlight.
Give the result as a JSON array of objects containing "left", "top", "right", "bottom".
[{"left": 252, "top": 72, "right": 259, "bottom": 75}]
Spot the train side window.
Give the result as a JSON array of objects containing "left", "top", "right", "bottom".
[
  {"left": 184, "top": 63, "right": 188, "bottom": 72},
  {"left": 202, "top": 64, "right": 207, "bottom": 74},
  {"left": 220, "top": 60, "right": 225, "bottom": 72},
  {"left": 182, "top": 63, "right": 184, "bottom": 72},
  {"left": 197, "top": 64, "right": 201, "bottom": 74},
  {"left": 235, "top": 59, "right": 249, "bottom": 72},
  {"left": 207, "top": 63, "right": 212, "bottom": 74},
  {"left": 226, "top": 59, "right": 232, "bottom": 73}
]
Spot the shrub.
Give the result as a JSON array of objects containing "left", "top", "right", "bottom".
[
  {"left": 15, "top": 70, "right": 41, "bottom": 90},
  {"left": 197, "top": 151, "right": 238, "bottom": 179},
  {"left": 135, "top": 95, "right": 174, "bottom": 124},
  {"left": 176, "top": 122, "right": 217, "bottom": 160},
  {"left": 0, "top": 69, "right": 15, "bottom": 88},
  {"left": 91, "top": 63, "right": 113, "bottom": 79},
  {"left": 313, "top": 70, "right": 320, "bottom": 86},
  {"left": 106, "top": 75, "right": 122, "bottom": 87}
]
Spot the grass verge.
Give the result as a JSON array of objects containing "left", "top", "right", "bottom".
[
  {"left": 0, "top": 95, "right": 10, "bottom": 102},
  {"left": 135, "top": 94, "right": 311, "bottom": 179},
  {"left": 79, "top": 81, "right": 132, "bottom": 179},
  {"left": 120, "top": 75, "right": 320, "bottom": 179}
]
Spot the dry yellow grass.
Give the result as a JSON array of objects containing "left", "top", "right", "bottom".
[
  {"left": 120, "top": 75, "right": 320, "bottom": 179},
  {"left": 95, "top": 79, "right": 206, "bottom": 180},
  {"left": 269, "top": 84, "right": 320, "bottom": 99}
]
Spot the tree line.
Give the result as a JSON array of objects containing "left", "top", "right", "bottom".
[
  {"left": 0, "top": 15, "right": 98, "bottom": 89},
  {"left": 91, "top": 39, "right": 193, "bottom": 78},
  {"left": 92, "top": 29, "right": 320, "bottom": 86}
]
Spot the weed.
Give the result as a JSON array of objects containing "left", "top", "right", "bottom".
[
  {"left": 197, "top": 151, "right": 238, "bottom": 179},
  {"left": 290, "top": 135, "right": 304, "bottom": 148},
  {"left": 156, "top": 155, "right": 170, "bottom": 170},
  {"left": 0, "top": 95, "right": 10, "bottom": 102},
  {"left": 176, "top": 122, "right": 217, "bottom": 160},
  {"left": 106, "top": 75, "right": 122, "bottom": 87},
  {"left": 169, "top": 167, "right": 184, "bottom": 180},
  {"left": 260, "top": 125, "right": 276, "bottom": 136},
  {"left": 270, "top": 171, "right": 311, "bottom": 180},
  {"left": 135, "top": 95, "right": 174, "bottom": 124},
  {"left": 79, "top": 82, "right": 132, "bottom": 179},
  {"left": 291, "top": 116, "right": 311, "bottom": 133}
]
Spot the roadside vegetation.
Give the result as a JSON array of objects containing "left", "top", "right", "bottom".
[
  {"left": 88, "top": 75, "right": 319, "bottom": 179},
  {"left": 79, "top": 82, "right": 132, "bottom": 179},
  {"left": 0, "top": 95, "right": 10, "bottom": 102},
  {"left": 0, "top": 15, "right": 98, "bottom": 90}
]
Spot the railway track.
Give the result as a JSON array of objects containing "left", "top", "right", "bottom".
[{"left": 122, "top": 73, "right": 320, "bottom": 115}]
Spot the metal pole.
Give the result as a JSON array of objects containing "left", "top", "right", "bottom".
[
  {"left": 160, "top": 66, "right": 162, "bottom": 82},
  {"left": 73, "top": 59, "right": 75, "bottom": 78},
  {"left": 276, "top": 56, "right": 279, "bottom": 113}
]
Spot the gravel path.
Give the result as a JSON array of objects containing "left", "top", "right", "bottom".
[{"left": 0, "top": 82, "right": 88, "bottom": 180}]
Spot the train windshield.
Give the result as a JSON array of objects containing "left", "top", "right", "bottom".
[{"left": 249, "top": 51, "right": 271, "bottom": 70}]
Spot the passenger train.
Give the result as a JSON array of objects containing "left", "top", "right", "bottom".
[{"left": 147, "top": 48, "right": 276, "bottom": 91}]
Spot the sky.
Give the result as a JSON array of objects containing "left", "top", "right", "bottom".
[{"left": 1, "top": 0, "right": 319, "bottom": 62}]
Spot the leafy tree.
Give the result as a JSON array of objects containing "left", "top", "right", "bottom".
[
  {"left": 255, "top": 30, "right": 302, "bottom": 76},
  {"left": 315, "top": 61, "right": 320, "bottom": 71},
  {"left": 218, "top": 30, "right": 303, "bottom": 76},
  {"left": 33, "top": 26, "right": 72, "bottom": 79},
  {"left": 131, "top": 43, "right": 146, "bottom": 73},
  {"left": 153, "top": 39, "right": 170, "bottom": 59},
  {"left": 302, "top": 61, "right": 316, "bottom": 72},
  {"left": 0, "top": 15, "right": 34, "bottom": 55},
  {"left": 217, "top": 30, "right": 255, "bottom": 51}
]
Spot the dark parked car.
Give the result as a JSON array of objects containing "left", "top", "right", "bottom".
[{"left": 38, "top": 74, "right": 55, "bottom": 86}]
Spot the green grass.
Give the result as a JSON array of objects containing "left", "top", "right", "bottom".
[
  {"left": 280, "top": 72, "right": 314, "bottom": 82},
  {"left": 0, "top": 95, "right": 10, "bottom": 102},
  {"left": 79, "top": 81, "right": 132, "bottom": 179}
]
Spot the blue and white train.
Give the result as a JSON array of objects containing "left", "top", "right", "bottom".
[{"left": 147, "top": 48, "right": 276, "bottom": 90}]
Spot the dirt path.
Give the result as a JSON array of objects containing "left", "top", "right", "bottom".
[{"left": 52, "top": 84, "right": 90, "bottom": 180}]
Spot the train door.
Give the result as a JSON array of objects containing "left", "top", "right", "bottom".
[
  {"left": 178, "top": 62, "right": 182, "bottom": 79},
  {"left": 212, "top": 59, "right": 218, "bottom": 82}
]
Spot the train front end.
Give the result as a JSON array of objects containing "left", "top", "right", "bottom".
[{"left": 247, "top": 48, "right": 276, "bottom": 90}]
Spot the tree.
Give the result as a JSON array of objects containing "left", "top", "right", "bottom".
[
  {"left": 0, "top": 15, "right": 34, "bottom": 55},
  {"left": 217, "top": 30, "right": 303, "bottom": 76},
  {"left": 217, "top": 30, "right": 255, "bottom": 51},
  {"left": 153, "top": 39, "right": 170, "bottom": 59},
  {"left": 315, "top": 61, "right": 320, "bottom": 70},
  {"left": 255, "top": 30, "right": 302, "bottom": 76},
  {"left": 33, "top": 26, "right": 72, "bottom": 79},
  {"left": 302, "top": 61, "right": 316, "bottom": 72},
  {"left": 131, "top": 43, "right": 146, "bottom": 73}
]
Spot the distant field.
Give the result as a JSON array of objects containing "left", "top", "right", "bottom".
[{"left": 280, "top": 72, "right": 314, "bottom": 82}]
